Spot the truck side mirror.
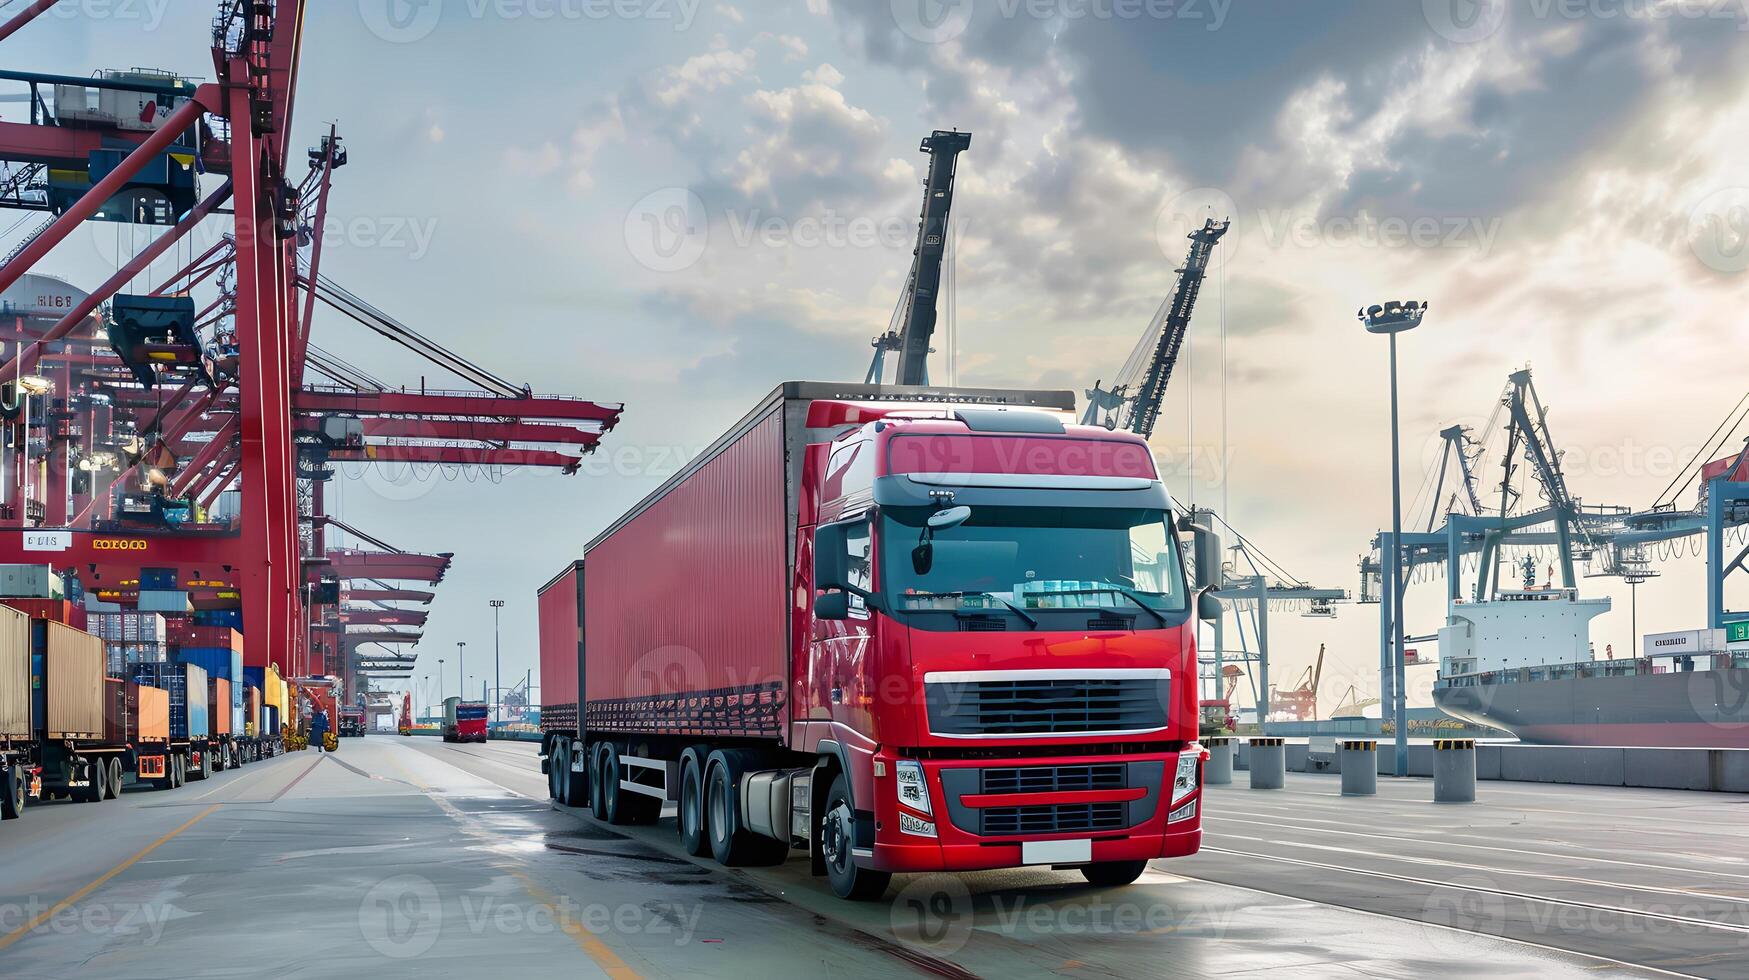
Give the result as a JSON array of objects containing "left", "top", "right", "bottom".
[
  {"left": 814, "top": 592, "right": 850, "bottom": 621},
  {"left": 1198, "top": 588, "right": 1222, "bottom": 623},
  {"left": 1189, "top": 523, "right": 1220, "bottom": 590},
  {"left": 814, "top": 522, "right": 848, "bottom": 591}
]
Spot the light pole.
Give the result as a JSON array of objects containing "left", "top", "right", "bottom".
[
  {"left": 422, "top": 674, "right": 430, "bottom": 720},
  {"left": 489, "top": 599, "right": 505, "bottom": 723},
  {"left": 437, "top": 659, "right": 445, "bottom": 706},
  {"left": 1361, "top": 299, "right": 1427, "bottom": 778},
  {"left": 456, "top": 641, "right": 466, "bottom": 702}
]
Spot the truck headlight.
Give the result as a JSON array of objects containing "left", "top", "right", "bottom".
[
  {"left": 895, "top": 759, "right": 931, "bottom": 816},
  {"left": 1171, "top": 749, "right": 1200, "bottom": 805}
]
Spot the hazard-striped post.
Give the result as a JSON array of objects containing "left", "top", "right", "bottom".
[
  {"left": 1248, "top": 736, "right": 1285, "bottom": 790},
  {"left": 1433, "top": 738, "right": 1476, "bottom": 803},
  {"left": 1340, "top": 739, "right": 1377, "bottom": 796}
]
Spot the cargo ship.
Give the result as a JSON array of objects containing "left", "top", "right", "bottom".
[{"left": 1432, "top": 589, "right": 1749, "bottom": 748}]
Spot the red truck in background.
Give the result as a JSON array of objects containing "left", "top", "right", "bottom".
[
  {"left": 442, "top": 697, "right": 488, "bottom": 743},
  {"left": 538, "top": 382, "right": 1215, "bottom": 900}
]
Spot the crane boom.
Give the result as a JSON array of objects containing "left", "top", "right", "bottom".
[
  {"left": 870, "top": 129, "right": 971, "bottom": 386},
  {"left": 1083, "top": 216, "right": 1228, "bottom": 437},
  {"left": 1128, "top": 217, "right": 1228, "bottom": 438}
]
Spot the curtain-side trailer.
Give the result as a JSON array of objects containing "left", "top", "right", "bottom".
[{"left": 539, "top": 382, "right": 1214, "bottom": 899}]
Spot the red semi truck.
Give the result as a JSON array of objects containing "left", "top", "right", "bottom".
[{"left": 538, "top": 382, "right": 1213, "bottom": 899}]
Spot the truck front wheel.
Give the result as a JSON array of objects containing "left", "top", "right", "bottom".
[
  {"left": 1080, "top": 860, "right": 1150, "bottom": 887},
  {"left": 821, "top": 775, "right": 890, "bottom": 901},
  {"left": 1, "top": 766, "right": 24, "bottom": 818}
]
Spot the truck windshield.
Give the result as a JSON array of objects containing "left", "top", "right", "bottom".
[{"left": 881, "top": 506, "right": 1187, "bottom": 615}]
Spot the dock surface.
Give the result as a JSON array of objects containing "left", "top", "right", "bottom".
[{"left": 1, "top": 736, "right": 1743, "bottom": 978}]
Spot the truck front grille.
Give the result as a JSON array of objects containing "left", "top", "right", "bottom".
[
  {"left": 980, "top": 763, "right": 1127, "bottom": 795},
  {"left": 980, "top": 802, "right": 1127, "bottom": 836},
  {"left": 925, "top": 673, "right": 1169, "bottom": 736}
]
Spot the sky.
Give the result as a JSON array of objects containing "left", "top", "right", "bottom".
[{"left": 6, "top": 0, "right": 1749, "bottom": 716}]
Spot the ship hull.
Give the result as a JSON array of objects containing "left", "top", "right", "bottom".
[{"left": 1435, "top": 667, "right": 1749, "bottom": 749}]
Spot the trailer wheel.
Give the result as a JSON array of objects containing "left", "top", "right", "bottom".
[
  {"left": 705, "top": 754, "right": 789, "bottom": 867},
  {"left": 548, "top": 741, "right": 566, "bottom": 800},
  {"left": 591, "top": 743, "right": 610, "bottom": 816},
  {"left": 188, "top": 749, "right": 208, "bottom": 782},
  {"left": 821, "top": 774, "right": 890, "bottom": 901},
  {"left": 107, "top": 759, "right": 124, "bottom": 798},
  {"left": 678, "top": 756, "right": 709, "bottom": 857},
  {"left": 171, "top": 755, "right": 184, "bottom": 789},
  {"left": 2, "top": 766, "right": 26, "bottom": 819}
]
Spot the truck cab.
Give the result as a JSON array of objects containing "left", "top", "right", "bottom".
[{"left": 798, "top": 398, "right": 1205, "bottom": 896}]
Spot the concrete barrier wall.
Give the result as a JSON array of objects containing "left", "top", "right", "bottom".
[{"left": 1229, "top": 739, "right": 1749, "bottom": 793}]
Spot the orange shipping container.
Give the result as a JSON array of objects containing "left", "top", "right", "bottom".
[
  {"left": 133, "top": 684, "right": 169, "bottom": 743},
  {"left": 0, "top": 604, "right": 28, "bottom": 740},
  {"left": 210, "top": 677, "right": 232, "bottom": 736},
  {"left": 46, "top": 621, "right": 105, "bottom": 740}
]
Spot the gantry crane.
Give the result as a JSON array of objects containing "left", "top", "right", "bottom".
[
  {"left": 1082, "top": 217, "right": 1228, "bottom": 438},
  {"left": 866, "top": 129, "right": 971, "bottom": 386},
  {"left": 0, "top": 2, "right": 627, "bottom": 714}
]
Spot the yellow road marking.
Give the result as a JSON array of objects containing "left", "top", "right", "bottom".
[
  {"left": 385, "top": 751, "right": 641, "bottom": 978},
  {"left": 0, "top": 804, "right": 219, "bottom": 951}
]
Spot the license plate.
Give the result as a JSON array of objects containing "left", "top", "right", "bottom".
[{"left": 1021, "top": 838, "right": 1091, "bottom": 865}]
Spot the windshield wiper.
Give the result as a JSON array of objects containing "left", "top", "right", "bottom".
[
  {"left": 906, "top": 591, "right": 1039, "bottom": 630},
  {"left": 1048, "top": 586, "right": 1171, "bottom": 628}
]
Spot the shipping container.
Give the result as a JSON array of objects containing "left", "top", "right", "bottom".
[
  {"left": 194, "top": 608, "right": 243, "bottom": 630},
  {"left": 210, "top": 677, "right": 232, "bottom": 736},
  {"left": 42, "top": 620, "right": 105, "bottom": 740},
  {"left": 139, "top": 568, "right": 179, "bottom": 591},
  {"left": 103, "top": 678, "right": 170, "bottom": 744},
  {"left": 132, "top": 683, "right": 170, "bottom": 743},
  {"left": 0, "top": 604, "right": 29, "bottom": 741},
  {"left": 261, "top": 703, "right": 280, "bottom": 737},
  {"left": 169, "top": 626, "right": 242, "bottom": 652},
  {"left": 1, "top": 598, "right": 85, "bottom": 630},
  {"left": 537, "top": 564, "right": 582, "bottom": 738},
  {"left": 137, "top": 590, "right": 192, "bottom": 614},
  {"left": 128, "top": 662, "right": 209, "bottom": 740},
  {"left": 0, "top": 565, "right": 63, "bottom": 599},
  {"left": 579, "top": 401, "right": 789, "bottom": 723},
  {"left": 176, "top": 646, "right": 242, "bottom": 683}
]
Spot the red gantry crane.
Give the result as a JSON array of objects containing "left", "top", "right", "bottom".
[{"left": 0, "top": 2, "right": 625, "bottom": 709}]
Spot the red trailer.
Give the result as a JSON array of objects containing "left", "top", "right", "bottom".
[{"left": 539, "top": 382, "right": 1213, "bottom": 899}]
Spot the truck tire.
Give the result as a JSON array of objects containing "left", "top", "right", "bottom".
[
  {"left": 189, "top": 750, "right": 209, "bottom": 781},
  {"left": 602, "top": 745, "right": 659, "bottom": 824},
  {"left": 1080, "top": 861, "right": 1149, "bottom": 887},
  {"left": 821, "top": 774, "right": 890, "bottom": 901},
  {"left": 560, "top": 743, "right": 589, "bottom": 808},
  {"left": 2, "top": 766, "right": 25, "bottom": 818},
  {"left": 589, "top": 744, "right": 607, "bottom": 816},
  {"left": 107, "top": 759, "right": 124, "bottom": 798},
  {"left": 677, "top": 755, "right": 709, "bottom": 857},
  {"left": 171, "top": 755, "right": 185, "bottom": 789},
  {"left": 705, "top": 754, "right": 789, "bottom": 867},
  {"left": 548, "top": 742, "right": 566, "bottom": 800}
]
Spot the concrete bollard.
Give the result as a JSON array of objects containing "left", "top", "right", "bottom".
[
  {"left": 1434, "top": 739, "right": 1477, "bottom": 803},
  {"left": 1205, "top": 737, "right": 1234, "bottom": 785},
  {"left": 1339, "top": 739, "right": 1378, "bottom": 796},
  {"left": 1248, "top": 737, "right": 1285, "bottom": 789}
]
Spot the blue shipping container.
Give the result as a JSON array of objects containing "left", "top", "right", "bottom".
[
  {"left": 262, "top": 703, "right": 279, "bottom": 737},
  {"left": 137, "top": 590, "right": 191, "bottom": 614},
  {"left": 195, "top": 609, "right": 243, "bottom": 629},
  {"left": 139, "top": 568, "right": 178, "bottom": 591},
  {"left": 176, "top": 647, "right": 242, "bottom": 685},
  {"left": 128, "top": 662, "right": 209, "bottom": 740}
]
